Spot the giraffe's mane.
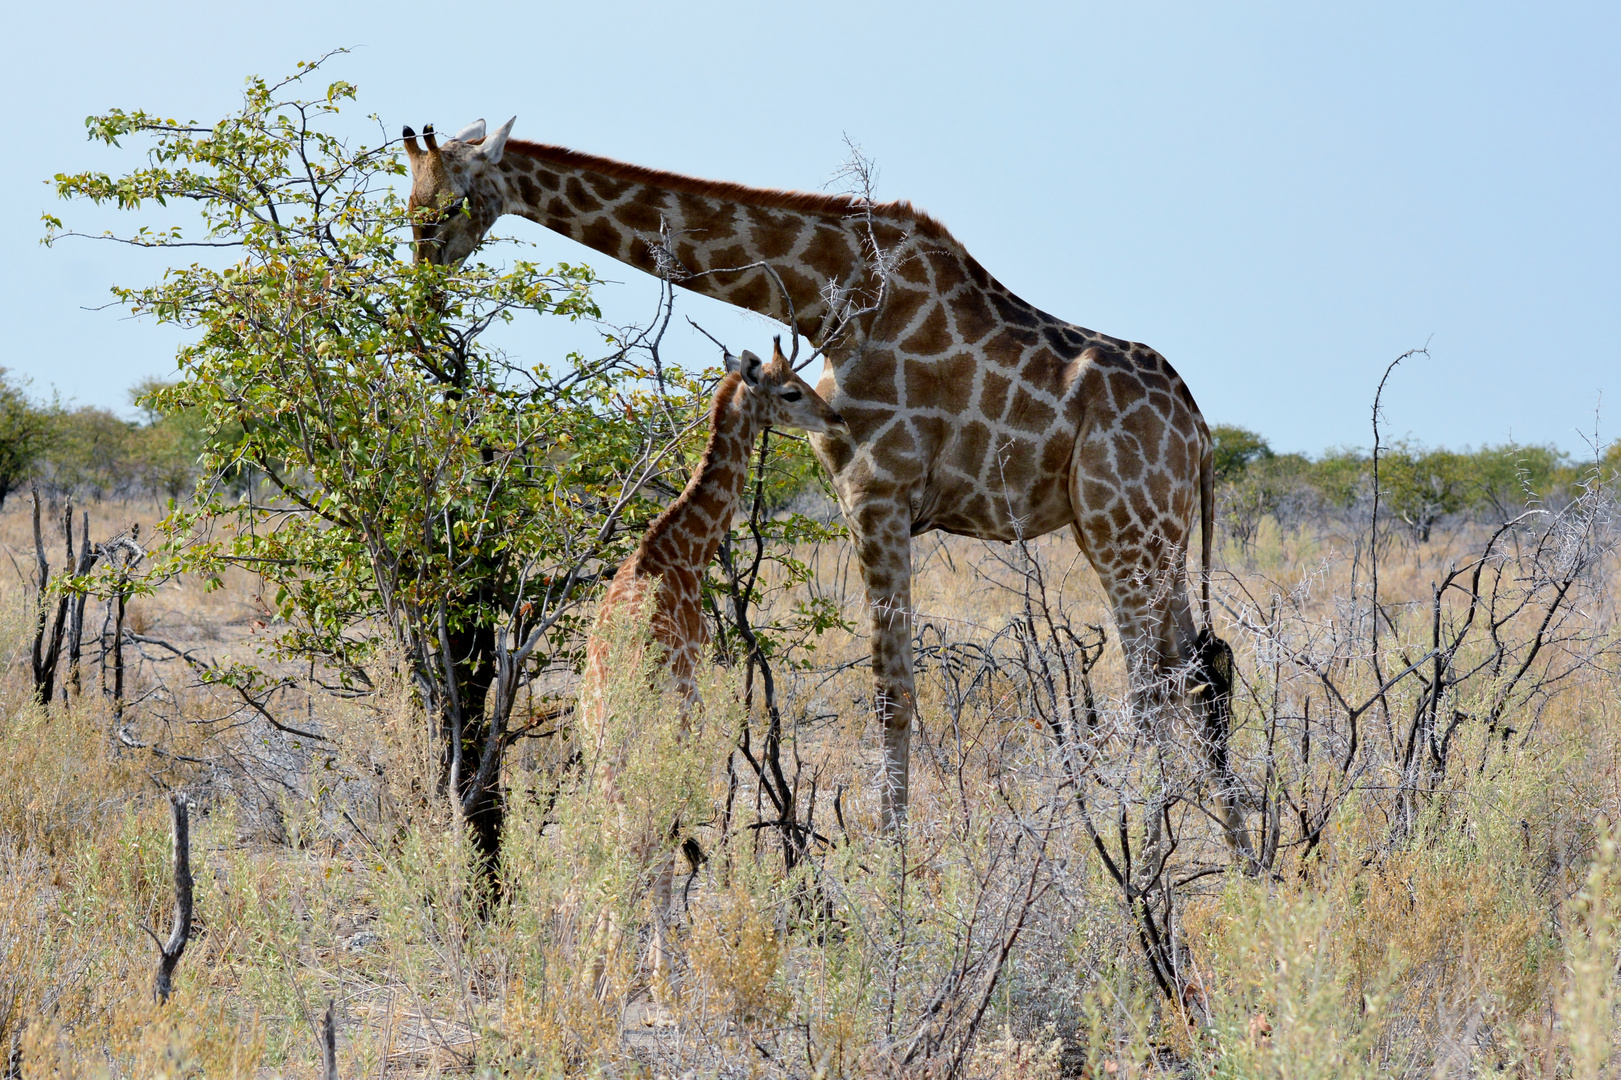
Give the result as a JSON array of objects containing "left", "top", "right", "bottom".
[
  {"left": 634, "top": 370, "right": 746, "bottom": 566},
  {"left": 503, "top": 140, "right": 954, "bottom": 240}
]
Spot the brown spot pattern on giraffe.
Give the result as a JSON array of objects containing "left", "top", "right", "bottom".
[
  {"left": 986, "top": 326, "right": 1039, "bottom": 358},
  {"left": 895, "top": 255, "right": 931, "bottom": 286},
  {"left": 726, "top": 274, "right": 774, "bottom": 317},
  {"left": 989, "top": 292, "right": 1042, "bottom": 327},
  {"left": 871, "top": 424, "right": 919, "bottom": 466},
  {"left": 673, "top": 195, "right": 737, "bottom": 241},
  {"left": 874, "top": 287, "right": 930, "bottom": 342},
  {"left": 613, "top": 197, "right": 664, "bottom": 235},
  {"left": 1108, "top": 370, "right": 1146, "bottom": 410},
  {"left": 1007, "top": 386, "right": 1057, "bottom": 433},
  {"left": 774, "top": 266, "right": 818, "bottom": 312},
  {"left": 586, "top": 172, "right": 633, "bottom": 201},
  {"left": 900, "top": 305, "right": 952, "bottom": 356},
  {"left": 580, "top": 218, "right": 624, "bottom": 260},
  {"left": 1041, "top": 437, "right": 1071, "bottom": 478},
  {"left": 838, "top": 402, "right": 900, "bottom": 430},
  {"left": 978, "top": 371, "right": 1013, "bottom": 421},
  {"left": 563, "top": 175, "right": 601, "bottom": 213},
  {"left": 953, "top": 290, "right": 997, "bottom": 344},
  {"left": 803, "top": 225, "right": 858, "bottom": 279},
  {"left": 1019, "top": 350, "right": 1067, "bottom": 396}
]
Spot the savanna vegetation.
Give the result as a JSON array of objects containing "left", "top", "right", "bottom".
[
  {"left": 0, "top": 372, "right": 222, "bottom": 513},
  {"left": 2, "top": 59, "right": 1618, "bottom": 1078}
]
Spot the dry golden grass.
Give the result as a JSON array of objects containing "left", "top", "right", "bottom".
[{"left": 1, "top": 496, "right": 1618, "bottom": 1077}]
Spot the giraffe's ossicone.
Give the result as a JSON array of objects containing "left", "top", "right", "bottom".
[{"left": 403, "top": 119, "right": 1252, "bottom": 857}]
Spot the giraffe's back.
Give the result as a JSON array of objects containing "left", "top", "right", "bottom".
[
  {"left": 818, "top": 327, "right": 1207, "bottom": 546},
  {"left": 810, "top": 231, "right": 1212, "bottom": 545},
  {"left": 581, "top": 555, "right": 707, "bottom": 728}
]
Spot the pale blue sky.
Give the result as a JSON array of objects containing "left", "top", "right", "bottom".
[{"left": 6, "top": 1, "right": 1617, "bottom": 455}]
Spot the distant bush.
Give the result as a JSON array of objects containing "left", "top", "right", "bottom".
[
  {"left": 0, "top": 369, "right": 57, "bottom": 511},
  {"left": 1210, "top": 424, "right": 1596, "bottom": 543},
  {"left": 3, "top": 375, "right": 235, "bottom": 507},
  {"left": 127, "top": 377, "right": 245, "bottom": 504},
  {"left": 1208, "top": 424, "right": 1274, "bottom": 483},
  {"left": 36, "top": 405, "right": 136, "bottom": 500}
]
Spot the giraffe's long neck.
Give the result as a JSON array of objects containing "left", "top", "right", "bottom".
[
  {"left": 490, "top": 141, "right": 932, "bottom": 342},
  {"left": 636, "top": 374, "right": 760, "bottom": 572}
]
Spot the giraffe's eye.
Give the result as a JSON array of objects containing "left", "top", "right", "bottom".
[{"left": 782, "top": 389, "right": 803, "bottom": 402}]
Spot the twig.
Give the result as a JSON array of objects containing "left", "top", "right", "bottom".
[
  {"left": 1369, "top": 345, "right": 1428, "bottom": 752},
  {"left": 124, "top": 631, "right": 327, "bottom": 742}
]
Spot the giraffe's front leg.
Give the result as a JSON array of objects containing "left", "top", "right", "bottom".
[{"left": 849, "top": 501, "right": 916, "bottom": 829}]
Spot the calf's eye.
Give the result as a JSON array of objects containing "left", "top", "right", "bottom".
[{"left": 782, "top": 390, "right": 803, "bottom": 402}]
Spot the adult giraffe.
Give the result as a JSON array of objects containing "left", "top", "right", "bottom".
[{"left": 402, "top": 119, "right": 1249, "bottom": 852}]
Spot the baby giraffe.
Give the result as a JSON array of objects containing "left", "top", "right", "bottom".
[{"left": 580, "top": 337, "right": 845, "bottom": 992}]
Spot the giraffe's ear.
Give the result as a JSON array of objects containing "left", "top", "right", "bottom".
[
  {"left": 725, "top": 349, "right": 764, "bottom": 387},
  {"left": 477, "top": 116, "right": 516, "bottom": 165},
  {"left": 451, "top": 119, "right": 486, "bottom": 143}
]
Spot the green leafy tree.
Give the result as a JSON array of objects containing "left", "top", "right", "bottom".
[
  {"left": 1381, "top": 441, "right": 1466, "bottom": 541},
  {"left": 1466, "top": 442, "right": 1568, "bottom": 517},
  {"left": 1205, "top": 422, "right": 1593, "bottom": 541},
  {"left": 0, "top": 370, "right": 57, "bottom": 510},
  {"left": 1220, "top": 451, "right": 1317, "bottom": 549},
  {"left": 1209, "top": 424, "right": 1274, "bottom": 483},
  {"left": 36, "top": 406, "right": 136, "bottom": 500},
  {"left": 128, "top": 377, "right": 248, "bottom": 506},
  {"left": 1306, "top": 447, "right": 1369, "bottom": 511},
  {"left": 46, "top": 57, "right": 702, "bottom": 878}
]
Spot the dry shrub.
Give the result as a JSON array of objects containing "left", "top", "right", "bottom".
[
  {"left": 0, "top": 671, "right": 152, "bottom": 1072},
  {"left": 1347, "top": 846, "right": 1550, "bottom": 1025},
  {"left": 0, "top": 697, "right": 140, "bottom": 862},
  {"left": 490, "top": 608, "right": 735, "bottom": 1067},
  {"left": 683, "top": 875, "right": 789, "bottom": 1028},
  {"left": 1196, "top": 881, "right": 1387, "bottom": 1080},
  {"left": 21, "top": 988, "right": 266, "bottom": 1079},
  {"left": 330, "top": 648, "right": 449, "bottom": 844},
  {"left": 967, "top": 1023, "right": 1063, "bottom": 1080},
  {"left": 1173, "top": 818, "right": 1621, "bottom": 1079},
  {"left": 2, "top": 486, "right": 1618, "bottom": 1076},
  {"left": 1559, "top": 820, "right": 1619, "bottom": 1080},
  {"left": 0, "top": 787, "right": 282, "bottom": 1077},
  {"left": 0, "top": 586, "right": 316, "bottom": 1076}
]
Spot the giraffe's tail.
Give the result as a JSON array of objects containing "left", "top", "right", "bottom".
[{"left": 1200, "top": 438, "right": 1215, "bottom": 628}]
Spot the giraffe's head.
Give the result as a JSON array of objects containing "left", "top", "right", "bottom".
[
  {"left": 401, "top": 118, "right": 515, "bottom": 265},
  {"left": 725, "top": 338, "right": 848, "bottom": 435}
]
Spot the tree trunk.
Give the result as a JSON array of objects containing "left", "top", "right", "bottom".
[
  {"left": 443, "top": 613, "right": 504, "bottom": 901},
  {"left": 30, "top": 491, "right": 72, "bottom": 707},
  {"left": 112, "top": 586, "right": 128, "bottom": 719},
  {"left": 66, "top": 513, "right": 92, "bottom": 699}
]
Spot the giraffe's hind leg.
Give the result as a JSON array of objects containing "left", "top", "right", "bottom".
[{"left": 1068, "top": 420, "right": 1252, "bottom": 862}]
